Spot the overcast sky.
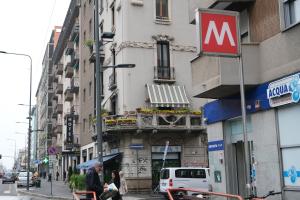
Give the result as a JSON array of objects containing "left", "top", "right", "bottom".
[{"left": 0, "top": 0, "right": 71, "bottom": 170}]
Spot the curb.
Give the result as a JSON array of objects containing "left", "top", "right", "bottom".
[{"left": 18, "top": 190, "right": 73, "bottom": 200}]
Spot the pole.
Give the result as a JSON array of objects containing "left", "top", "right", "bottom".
[
  {"left": 0, "top": 51, "right": 32, "bottom": 191},
  {"left": 238, "top": 56, "right": 251, "bottom": 197},
  {"left": 136, "top": 149, "right": 139, "bottom": 193},
  {"left": 95, "top": 0, "right": 104, "bottom": 182}
]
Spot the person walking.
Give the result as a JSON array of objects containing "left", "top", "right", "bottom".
[
  {"left": 86, "top": 162, "right": 103, "bottom": 200},
  {"left": 63, "top": 170, "right": 66, "bottom": 182},
  {"left": 56, "top": 171, "right": 60, "bottom": 181},
  {"left": 119, "top": 171, "right": 128, "bottom": 198},
  {"left": 109, "top": 170, "right": 121, "bottom": 200}
]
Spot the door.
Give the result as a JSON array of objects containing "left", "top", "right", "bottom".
[
  {"left": 235, "top": 141, "right": 246, "bottom": 198},
  {"left": 151, "top": 153, "right": 180, "bottom": 189}
]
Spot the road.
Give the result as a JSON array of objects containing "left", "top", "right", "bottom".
[{"left": 0, "top": 180, "right": 46, "bottom": 200}]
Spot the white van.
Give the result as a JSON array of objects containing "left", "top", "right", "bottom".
[{"left": 159, "top": 167, "right": 210, "bottom": 195}]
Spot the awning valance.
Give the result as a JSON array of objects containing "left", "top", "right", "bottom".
[
  {"left": 76, "top": 153, "right": 121, "bottom": 170},
  {"left": 146, "top": 84, "right": 190, "bottom": 108}
]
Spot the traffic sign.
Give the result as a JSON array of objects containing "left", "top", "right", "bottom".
[
  {"left": 48, "top": 146, "right": 57, "bottom": 155},
  {"left": 196, "top": 9, "right": 240, "bottom": 57}
]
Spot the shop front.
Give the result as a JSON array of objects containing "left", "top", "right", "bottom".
[{"left": 204, "top": 72, "right": 300, "bottom": 199}]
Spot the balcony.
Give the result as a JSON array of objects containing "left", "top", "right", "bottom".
[
  {"left": 71, "top": 52, "right": 79, "bottom": 70},
  {"left": 64, "top": 88, "right": 73, "bottom": 101},
  {"left": 54, "top": 103, "right": 63, "bottom": 114},
  {"left": 55, "top": 83, "right": 63, "bottom": 94},
  {"left": 70, "top": 22, "right": 79, "bottom": 42},
  {"left": 191, "top": 44, "right": 260, "bottom": 99},
  {"left": 65, "top": 63, "right": 74, "bottom": 78},
  {"left": 48, "top": 87, "right": 54, "bottom": 100},
  {"left": 109, "top": 73, "right": 117, "bottom": 91},
  {"left": 101, "top": 109, "right": 203, "bottom": 134},
  {"left": 89, "top": 45, "right": 105, "bottom": 63},
  {"left": 71, "top": 77, "right": 79, "bottom": 93},
  {"left": 52, "top": 94, "right": 58, "bottom": 101},
  {"left": 55, "top": 63, "right": 63, "bottom": 76},
  {"left": 154, "top": 66, "right": 175, "bottom": 83},
  {"left": 53, "top": 122, "right": 63, "bottom": 135},
  {"left": 65, "top": 41, "right": 74, "bottom": 55}
]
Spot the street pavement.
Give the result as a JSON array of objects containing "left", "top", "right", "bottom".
[
  {"left": 17, "top": 178, "right": 166, "bottom": 200},
  {"left": 0, "top": 178, "right": 32, "bottom": 199}
]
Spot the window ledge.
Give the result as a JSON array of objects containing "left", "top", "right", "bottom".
[
  {"left": 282, "top": 21, "right": 300, "bottom": 32},
  {"left": 155, "top": 18, "right": 172, "bottom": 25}
]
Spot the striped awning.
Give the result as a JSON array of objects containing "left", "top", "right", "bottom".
[{"left": 146, "top": 84, "right": 190, "bottom": 108}]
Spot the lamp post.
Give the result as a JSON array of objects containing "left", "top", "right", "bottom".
[{"left": 0, "top": 51, "right": 32, "bottom": 191}]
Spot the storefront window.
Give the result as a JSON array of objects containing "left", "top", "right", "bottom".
[{"left": 278, "top": 104, "right": 300, "bottom": 187}]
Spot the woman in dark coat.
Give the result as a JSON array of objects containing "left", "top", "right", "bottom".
[{"left": 110, "top": 170, "right": 121, "bottom": 200}]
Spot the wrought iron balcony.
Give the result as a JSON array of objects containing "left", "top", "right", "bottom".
[
  {"left": 102, "top": 109, "right": 203, "bottom": 133},
  {"left": 64, "top": 88, "right": 73, "bottom": 101},
  {"left": 71, "top": 77, "right": 79, "bottom": 93},
  {"left": 55, "top": 63, "right": 63, "bottom": 76},
  {"left": 70, "top": 22, "right": 79, "bottom": 42},
  {"left": 154, "top": 66, "right": 175, "bottom": 83},
  {"left": 65, "top": 41, "right": 74, "bottom": 55},
  {"left": 55, "top": 83, "right": 63, "bottom": 94},
  {"left": 65, "top": 63, "right": 74, "bottom": 78}
]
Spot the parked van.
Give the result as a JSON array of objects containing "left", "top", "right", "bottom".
[{"left": 159, "top": 167, "right": 210, "bottom": 195}]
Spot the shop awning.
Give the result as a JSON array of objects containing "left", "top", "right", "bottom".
[
  {"left": 76, "top": 153, "right": 121, "bottom": 170},
  {"left": 146, "top": 84, "right": 190, "bottom": 108}
]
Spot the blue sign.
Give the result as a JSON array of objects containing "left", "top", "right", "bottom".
[
  {"left": 129, "top": 144, "right": 144, "bottom": 149},
  {"left": 283, "top": 166, "right": 300, "bottom": 184},
  {"left": 208, "top": 140, "right": 224, "bottom": 151}
]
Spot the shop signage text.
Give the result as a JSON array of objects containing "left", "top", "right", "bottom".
[
  {"left": 208, "top": 140, "right": 224, "bottom": 151},
  {"left": 267, "top": 73, "right": 300, "bottom": 107}
]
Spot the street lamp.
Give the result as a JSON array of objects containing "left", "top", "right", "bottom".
[
  {"left": 94, "top": 2, "right": 135, "bottom": 182},
  {"left": 0, "top": 50, "right": 32, "bottom": 191}
]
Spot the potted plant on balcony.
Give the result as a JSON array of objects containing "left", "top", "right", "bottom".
[{"left": 84, "top": 39, "right": 94, "bottom": 53}]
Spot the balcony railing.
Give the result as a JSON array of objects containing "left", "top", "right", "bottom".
[
  {"left": 71, "top": 52, "right": 79, "bottom": 70},
  {"left": 65, "top": 41, "right": 74, "bottom": 55},
  {"left": 109, "top": 73, "right": 117, "bottom": 90},
  {"left": 55, "top": 63, "right": 63, "bottom": 76},
  {"left": 71, "top": 77, "right": 79, "bottom": 93},
  {"left": 65, "top": 63, "right": 74, "bottom": 78},
  {"left": 154, "top": 66, "right": 175, "bottom": 83},
  {"left": 102, "top": 110, "right": 203, "bottom": 133},
  {"left": 55, "top": 83, "right": 63, "bottom": 94},
  {"left": 64, "top": 88, "right": 73, "bottom": 101},
  {"left": 54, "top": 103, "right": 63, "bottom": 114},
  {"left": 70, "top": 22, "right": 79, "bottom": 42}
]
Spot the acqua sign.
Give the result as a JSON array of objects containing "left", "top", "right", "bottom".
[
  {"left": 196, "top": 9, "right": 240, "bottom": 57},
  {"left": 267, "top": 73, "right": 300, "bottom": 107}
]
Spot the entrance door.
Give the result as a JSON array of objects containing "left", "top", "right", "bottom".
[
  {"left": 151, "top": 153, "right": 180, "bottom": 189},
  {"left": 235, "top": 141, "right": 246, "bottom": 197}
]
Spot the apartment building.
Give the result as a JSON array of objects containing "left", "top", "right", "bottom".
[
  {"left": 191, "top": 0, "right": 300, "bottom": 199},
  {"left": 77, "top": 0, "right": 208, "bottom": 190},
  {"left": 51, "top": 0, "right": 81, "bottom": 175},
  {"left": 36, "top": 26, "right": 61, "bottom": 175}
]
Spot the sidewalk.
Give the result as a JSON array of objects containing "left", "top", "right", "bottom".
[{"left": 18, "top": 178, "right": 164, "bottom": 200}]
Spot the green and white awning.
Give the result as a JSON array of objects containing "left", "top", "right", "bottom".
[{"left": 146, "top": 84, "right": 190, "bottom": 108}]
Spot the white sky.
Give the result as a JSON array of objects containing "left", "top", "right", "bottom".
[{"left": 0, "top": 0, "right": 71, "bottom": 169}]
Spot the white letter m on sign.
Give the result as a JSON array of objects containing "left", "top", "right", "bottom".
[{"left": 204, "top": 21, "right": 236, "bottom": 46}]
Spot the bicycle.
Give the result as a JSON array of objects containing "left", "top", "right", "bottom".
[{"left": 245, "top": 190, "right": 282, "bottom": 200}]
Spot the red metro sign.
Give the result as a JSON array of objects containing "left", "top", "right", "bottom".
[{"left": 196, "top": 9, "right": 240, "bottom": 57}]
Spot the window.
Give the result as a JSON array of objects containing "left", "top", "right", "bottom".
[
  {"left": 83, "top": 88, "right": 86, "bottom": 102},
  {"left": 278, "top": 104, "right": 300, "bottom": 187},
  {"left": 100, "top": 22, "right": 104, "bottom": 34},
  {"left": 89, "top": 81, "right": 92, "bottom": 96},
  {"left": 160, "top": 169, "right": 169, "bottom": 179},
  {"left": 83, "top": 3, "right": 86, "bottom": 18},
  {"left": 83, "top": 60, "right": 86, "bottom": 73},
  {"left": 89, "top": 19, "right": 92, "bottom": 36},
  {"left": 111, "top": 2, "right": 115, "bottom": 29},
  {"left": 83, "top": 118, "right": 86, "bottom": 131},
  {"left": 157, "top": 41, "right": 170, "bottom": 79},
  {"left": 111, "top": 95, "right": 117, "bottom": 115},
  {"left": 284, "top": 0, "right": 300, "bottom": 27},
  {"left": 175, "top": 169, "right": 206, "bottom": 179},
  {"left": 156, "top": 0, "right": 169, "bottom": 20},
  {"left": 89, "top": 114, "right": 92, "bottom": 129},
  {"left": 83, "top": 31, "right": 86, "bottom": 42}
]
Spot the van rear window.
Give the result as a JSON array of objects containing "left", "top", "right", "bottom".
[
  {"left": 160, "top": 169, "right": 169, "bottom": 179},
  {"left": 175, "top": 169, "right": 206, "bottom": 178}
]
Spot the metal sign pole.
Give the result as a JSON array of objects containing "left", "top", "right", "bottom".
[
  {"left": 238, "top": 56, "right": 251, "bottom": 197},
  {"left": 136, "top": 149, "right": 139, "bottom": 193}
]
